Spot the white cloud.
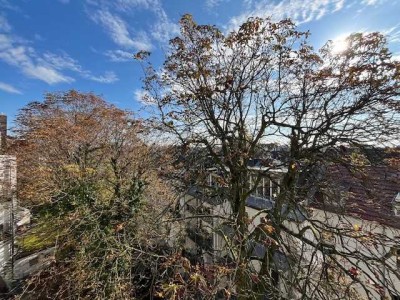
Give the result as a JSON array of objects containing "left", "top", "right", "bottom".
[
  {"left": 134, "top": 89, "right": 146, "bottom": 103},
  {"left": 150, "top": 9, "right": 179, "bottom": 43},
  {"left": 0, "top": 32, "right": 117, "bottom": 85},
  {"left": 131, "top": 31, "right": 153, "bottom": 51},
  {"left": 0, "top": 0, "right": 20, "bottom": 12},
  {"left": 0, "top": 15, "right": 11, "bottom": 32},
  {"left": 0, "top": 41, "right": 74, "bottom": 84},
  {"left": 88, "top": 0, "right": 162, "bottom": 13},
  {"left": 383, "top": 24, "right": 400, "bottom": 43},
  {"left": 361, "top": 0, "right": 379, "bottom": 5},
  {"left": 40, "top": 51, "right": 119, "bottom": 83},
  {"left": 83, "top": 71, "right": 118, "bottom": 83},
  {"left": 0, "top": 34, "right": 11, "bottom": 49},
  {"left": 104, "top": 49, "right": 133, "bottom": 62},
  {"left": 0, "top": 14, "right": 75, "bottom": 85},
  {"left": 206, "top": 0, "right": 225, "bottom": 9},
  {"left": 0, "top": 11, "right": 117, "bottom": 85},
  {"left": 0, "top": 81, "right": 22, "bottom": 94},
  {"left": 34, "top": 33, "right": 44, "bottom": 41},
  {"left": 87, "top": 0, "right": 177, "bottom": 46},
  {"left": 40, "top": 52, "right": 82, "bottom": 72},
  {"left": 114, "top": 0, "right": 160, "bottom": 11},
  {"left": 25, "top": 65, "right": 74, "bottom": 84},
  {"left": 91, "top": 10, "right": 133, "bottom": 47},
  {"left": 91, "top": 9, "right": 153, "bottom": 51},
  {"left": 227, "top": 0, "right": 346, "bottom": 30},
  {"left": 134, "top": 89, "right": 155, "bottom": 105}
]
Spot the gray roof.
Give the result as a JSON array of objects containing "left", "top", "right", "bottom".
[{"left": 246, "top": 195, "right": 307, "bottom": 222}]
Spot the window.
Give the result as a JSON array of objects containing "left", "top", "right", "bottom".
[{"left": 248, "top": 174, "right": 280, "bottom": 200}]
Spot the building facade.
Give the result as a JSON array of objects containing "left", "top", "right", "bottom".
[{"left": 179, "top": 156, "right": 400, "bottom": 299}]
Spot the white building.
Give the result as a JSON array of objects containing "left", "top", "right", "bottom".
[{"left": 179, "top": 157, "right": 400, "bottom": 299}]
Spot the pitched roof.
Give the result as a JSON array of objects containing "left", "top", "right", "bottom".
[{"left": 312, "top": 164, "right": 400, "bottom": 228}]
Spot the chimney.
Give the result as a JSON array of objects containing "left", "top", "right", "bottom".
[{"left": 0, "top": 114, "right": 7, "bottom": 154}]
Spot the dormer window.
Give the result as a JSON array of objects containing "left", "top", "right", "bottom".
[{"left": 248, "top": 174, "right": 280, "bottom": 200}]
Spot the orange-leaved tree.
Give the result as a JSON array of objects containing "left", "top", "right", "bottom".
[{"left": 11, "top": 91, "right": 175, "bottom": 299}]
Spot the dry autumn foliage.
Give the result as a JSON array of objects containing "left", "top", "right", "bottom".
[
  {"left": 10, "top": 91, "right": 177, "bottom": 299},
  {"left": 138, "top": 15, "right": 400, "bottom": 299}
]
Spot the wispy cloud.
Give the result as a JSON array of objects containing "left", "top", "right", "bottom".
[
  {"left": 205, "top": 0, "right": 226, "bottom": 9},
  {"left": 40, "top": 52, "right": 82, "bottom": 72},
  {"left": 383, "top": 24, "right": 400, "bottom": 43},
  {"left": 104, "top": 49, "right": 133, "bottom": 62},
  {"left": 0, "top": 14, "right": 11, "bottom": 32},
  {"left": 34, "top": 33, "right": 44, "bottom": 41},
  {"left": 361, "top": 0, "right": 381, "bottom": 5},
  {"left": 39, "top": 51, "right": 119, "bottom": 83},
  {"left": 134, "top": 89, "right": 155, "bottom": 105},
  {"left": 0, "top": 81, "right": 22, "bottom": 94},
  {"left": 113, "top": 0, "right": 160, "bottom": 11},
  {"left": 0, "top": 15, "right": 118, "bottom": 85},
  {"left": 91, "top": 9, "right": 153, "bottom": 51},
  {"left": 227, "top": 0, "right": 345, "bottom": 30},
  {"left": 90, "top": 0, "right": 163, "bottom": 14},
  {"left": 0, "top": 35, "right": 74, "bottom": 84},
  {"left": 150, "top": 8, "right": 179, "bottom": 43},
  {"left": 0, "top": 0, "right": 20, "bottom": 12},
  {"left": 84, "top": 71, "right": 118, "bottom": 83},
  {"left": 134, "top": 89, "right": 146, "bottom": 104},
  {"left": 0, "top": 14, "right": 75, "bottom": 85},
  {"left": 87, "top": 0, "right": 178, "bottom": 48}
]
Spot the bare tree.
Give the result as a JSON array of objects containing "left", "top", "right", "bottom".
[{"left": 140, "top": 15, "right": 400, "bottom": 299}]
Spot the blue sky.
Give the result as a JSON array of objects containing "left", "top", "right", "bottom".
[{"left": 1, "top": 0, "right": 399, "bottom": 125}]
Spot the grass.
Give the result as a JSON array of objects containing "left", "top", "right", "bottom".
[{"left": 16, "top": 221, "right": 60, "bottom": 254}]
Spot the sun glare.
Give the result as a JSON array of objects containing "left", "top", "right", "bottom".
[{"left": 331, "top": 37, "right": 349, "bottom": 54}]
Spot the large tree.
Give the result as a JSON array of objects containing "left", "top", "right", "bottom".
[
  {"left": 12, "top": 91, "right": 175, "bottom": 299},
  {"left": 140, "top": 15, "right": 400, "bottom": 299}
]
